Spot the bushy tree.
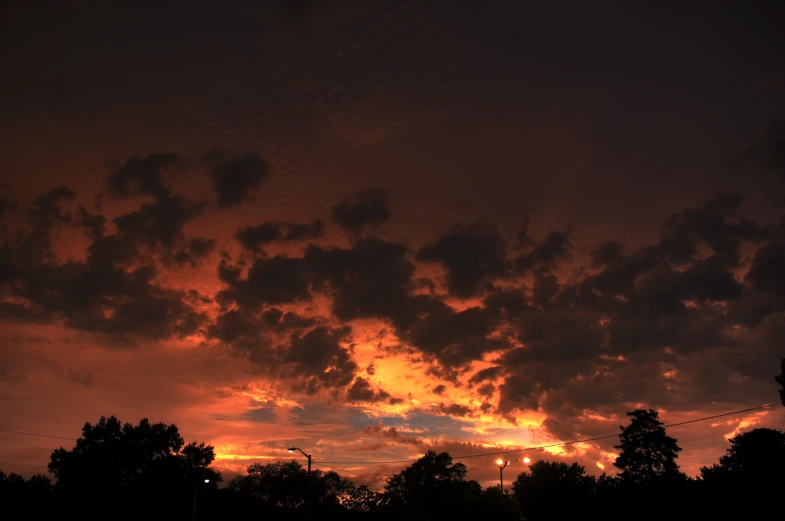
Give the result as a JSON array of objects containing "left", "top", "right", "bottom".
[
  {"left": 701, "top": 428, "right": 785, "bottom": 485},
  {"left": 228, "top": 460, "right": 353, "bottom": 509},
  {"left": 512, "top": 460, "right": 596, "bottom": 521},
  {"left": 0, "top": 471, "right": 54, "bottom": 516},
  {"left": 48, "top": 416, "right": 220, "bottom": 514},
  {"left": 384, "top": 451, "right": 482, "bottom": 520}
]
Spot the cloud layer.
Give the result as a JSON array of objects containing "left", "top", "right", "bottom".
[{"left": 2, "top": 149, "right": 784, "bottom": 486}]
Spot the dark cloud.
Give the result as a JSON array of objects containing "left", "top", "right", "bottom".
[
  {"left": 531, "top": 269, "right": 560, "bottom": 307},
  {"left": 362, "top": 423, "right": 426, "bottom": 448},
  {"left": 488, "top": 194, "right": 784, "bottom": 424},
  {"left": 235, "top": 220, "right": 324, "bottom": 253},
  {"left": 330, "top": 189, "right": 391, "bottom": 239},
  {"left": 3, "top": 254, "right": 205, "bottom": 343},
  {"left": 517, "top": 230, "right": 572, "bottom": 272},
  {"left": 207, "top": 309, "right": 357, "bottom": 392},
  {"left": 0, "top": 187, "right": 206, "bottom": 343},
  {"left": 437, "top": 402, "right": 473, "bottom": 417},
  {"left": 432, "top": 384, "right": 446, "bottom": 395},
  {"left": 217, "top": 255, "right": 311, "bottom": 309},
  {"left": 483, "top": 287, "right": 527, "bottom": 317},
  {"left": 346, "top": 376, "right": 392, "bottom": 403},
  {"left": 260, "top": 307, "right": 317, "bottom": 330},
  {"left": 107, "top": 153, "right": 179, "bottom": 198},
  {"left": 208, "top": 309, "right": 265, "bottom": 345},
  {"left": 416, "top": 222, "right": 508, "bottom": 298},
  {"left": 113, "top": 193, "right": 206, "bottom": 250},
  {"left": 508, "top": 310, "right": 605, "bottom": 367},
  {"left": 74, "top": 206, "right": 107, "bottom": 241},
  {"left": 656, "top": 192, "right": 768, "bottom": 262},
  {"left": 476, "top": 383, "right": 495, "bottom": 397},
  {"left": 468, "top": 366, "right": 503, "bottom": 385},
  {"left": 15, "top": 185, "right": 77, "bottom": 264},
  {"left": 28, "top": 185, "right": 76, "bottom": 226},
  {"left": 173, "top": 237, "right": 216, "bottom": 267},
  {"left": 498, "top": 375, "right": 540, "bottom": 414},
  {"left": 305, "top": 237, "right": 420, "bottom": 325},
  {"left": 746, "top": 242, "right": 785, "bottom": 296},
  {"left": 206, "top": 309, "right": 274, "bottom": 365},
  {"left": 202, "top": 150, "right": 269, "bottom": 208},
  {"left": 403, "top": 303, "right": 505, "bottom": 367},
  {"left": 285, "top": 326, "right": 357, "bottom": 393}
]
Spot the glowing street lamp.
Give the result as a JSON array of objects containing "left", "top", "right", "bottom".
[
  {"left": 193, "top": 477, "right": 210, "bottom": 521},
  {"left": 288, "top": 446, "right": 313, "bottom": 503},
  {"left": 496, "top": 459, "right": 510, "bottom": 493},
  {"left": 523, "top": 457, "right": 531, "bottom": 464}
]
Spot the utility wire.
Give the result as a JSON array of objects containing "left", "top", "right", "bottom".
[
  {"left": 0, "top": 428, "right": 76, "bottom": 441},
  {"left": 1, "top": 403, "right": 781, "bottom": 465},
  {"left": 316, "top": 402, "right": 782, "bottom": 464}
]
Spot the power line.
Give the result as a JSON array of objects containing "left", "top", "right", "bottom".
[
  {"left": 0, "top": 428, "right": 76, "bottom": 441},
  {"left": 1, "top": 403, "right": 781, "bottom": 465},
  {"left": 316, "top": 402, "right": 782, "bottom": 464}
]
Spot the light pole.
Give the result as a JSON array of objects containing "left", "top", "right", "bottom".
[
  {"left": 193, "top": 479, "right": 210, "bottom": 521},
  {"left": 496, "top": 459, "right": 510, "bottom": 493},
  {"left": 288, "top": 447, "right": 312, "bottom": 504}
]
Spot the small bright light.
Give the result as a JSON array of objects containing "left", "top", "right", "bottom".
[
  {"left": 288, "top": 448, "right": 295, "bottom": 453},
  {"left": 204, "top": 479, "right": 210, "bottom": 483},
  {"left": 523, "top": 457, "right": 531, "bottom": 464},
  {"left": 496, "top": 458, "right": 504, "bottom": 465}
]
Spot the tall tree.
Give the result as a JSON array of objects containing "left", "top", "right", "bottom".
[{"left": 614, "top": 409, "right": 682, "bottom": 483}]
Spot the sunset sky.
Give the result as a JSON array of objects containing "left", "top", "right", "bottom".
[{"left": 1, "top": 1, "right": 784, "bottom": 489}]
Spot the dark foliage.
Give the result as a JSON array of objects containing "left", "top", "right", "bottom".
[
  {"left": 47, "top": 416, "right": 220, "bottom": 519},
  {"left": 614, "top": 409, "right": 683, "bottom": 483},
  {"left": 2, "top": 414, "right": 783, "bottom": 520},
  {"left": 512, "top": 461, "right": 595, "bottom": 521}
]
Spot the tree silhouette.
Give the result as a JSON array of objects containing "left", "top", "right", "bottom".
[
  {"left": 476, "top": 484, "right": 522, "bottom": 520},
  {"left": 6, "top": 413, "right": 785, "bottom": 520},
  {"left": 701, "top": 428, "right": 785, "bottom": 484},
  {"left": 48, "top": 416, "right": 220, "bottom": 517},
  {"left": 228, "top": 460, "right": 352, "bottom": 510},
  {"left": 0, "top": 471, "right": 54, "bottom": 516},
  {"left": 512, "top": 460, "right": 596, "bottom": 521},
  {"left": 384, "top": 451, "right": 482, "bottom": 520},
  {"left": 697, "top": 428, "right": 785, "bottom": 518},
  {"left": 344, "top": 483, "right": 386, "bottom": 514},
  {"left": 614, "top": 409, "right": 683, "bottom": 483}
]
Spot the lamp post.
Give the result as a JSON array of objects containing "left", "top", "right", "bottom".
[
  {"left": 193, "top": 479, "right": 210, "bottom": 521},
  {"left": 288, "top": 447, "right": 312, "bottom": 504},
  {"left": 496, "top": 459, "right": 510, "bottom": 493}
]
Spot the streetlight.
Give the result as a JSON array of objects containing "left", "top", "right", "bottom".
[
  {"left": 288, "top": 447, "right": 312, "bottom": 504},
  {"left": 523, "top": 457, "right": 531, "bottom": 464},
  {"left": 496, "top": 459, "right": 510, "bottom": 493},
  {"left": 192, "top": 478, "right": 210, "bottom": 521}
]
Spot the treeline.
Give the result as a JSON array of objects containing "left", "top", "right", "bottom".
[{"left": 1, "top": 410, "right": 783, "bottom": 520}]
